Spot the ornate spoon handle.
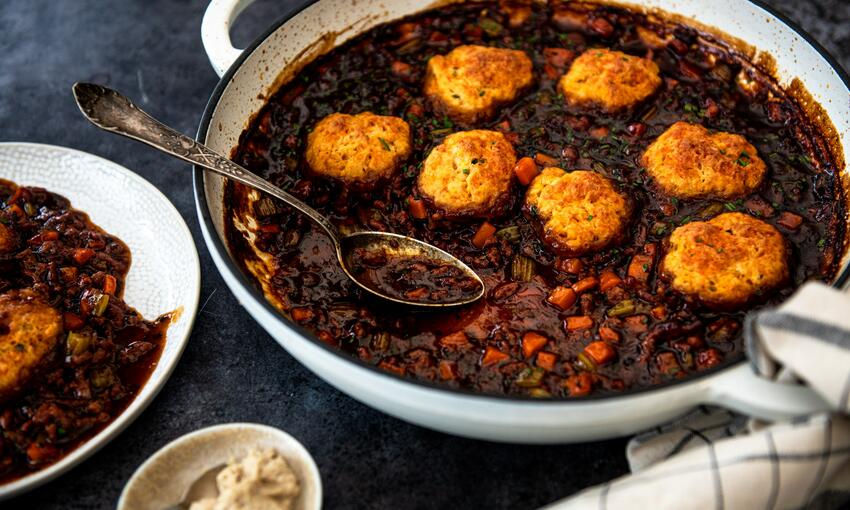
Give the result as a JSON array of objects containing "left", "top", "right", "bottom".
[{"left": 72, "top": 82, "right": 340, "bottom": 243}]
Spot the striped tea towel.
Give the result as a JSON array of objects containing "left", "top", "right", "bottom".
[{"left": 546, "top": 282, "right": 850, "bottom": 510}]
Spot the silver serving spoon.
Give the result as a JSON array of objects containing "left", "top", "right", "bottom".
[{"left": 72, "top": 83, "right": 484, "bottom": 307}]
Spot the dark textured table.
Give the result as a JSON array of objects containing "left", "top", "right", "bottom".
[{"left": 1, "top": 1, "right": 847, "bottom": 508}]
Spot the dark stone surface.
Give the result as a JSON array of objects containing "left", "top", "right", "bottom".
[{"left": 0, "top": 1, "right": 846, "bottom": 508}]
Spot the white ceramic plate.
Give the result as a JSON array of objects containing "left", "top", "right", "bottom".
[
  {"left": 0, "top": 142, "right": 201, "bottom": 500},
  {"left": 118, "top": 423, "right": 322, "bottom": 510}
]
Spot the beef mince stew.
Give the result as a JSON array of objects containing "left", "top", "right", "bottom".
[
  {"left": 226, "top": 1, "right": 845, "bottom": 398},
  {"left": 0, "top": 180, "right": 170, "bottom": 482}
]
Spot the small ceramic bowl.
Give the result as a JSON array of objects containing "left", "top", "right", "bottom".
[{"left": 118, "top": 423, "right": 322, "bottom": 510}]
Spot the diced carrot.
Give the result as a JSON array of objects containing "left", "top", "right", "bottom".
[
  {"left": 624, "top": 315, "right": 649, "bottom": 333},
  {"left": 536, "top": 351, "right": 558, "bottom": 371},
  {"left": 377, "top": 361, "right": 406, "bottom": 376},
  {"left": 572, "top": 276, "right": 599, "bottom": 294},
  {"left": 557, "top": 257, "right": 584, "bottom": 274},
  {"left": 627, "top": 254, "right": 653, "bottom": 284},
  {"left": 482, "top": 346, "right": 509, "bottom": 366},
  {"left": 8, "top": 187, "right": 24, "bottom": 204},
  {"left": 408, "top": 197, "right": 428, "bottom": 220},
  {"left": 599, "top": 270, "right": 623, "bottom": 291},
  {"left": 589, "top": 126, "right": 609, "bottom": 139},
  {"left": 472, "top": 221, "right": 497, "bottom": 248},
  {"left": 522, "top": 332, "right": 548, "bottom": 358},
  {"left": 777, "top": 211, "right": 803, "bottom": 230},
  {"left": 543, "top": 47, "right": 574, "bottom": 67},
  {"left": 599, "top": 326, "right": 620, "bottom": 343},
  {"left": 102, "top": 275, "right": 117, "bottom": 295},
  {"left": 566, "top": 315, "right": 594, "bottom": 331},
  {"left": 26, "top": 443, "right": 58, "bottom": 464},
  {"left": 439, "top": 360, "right": 457, "bottom": 380},
  {"left": 7, "top": 204, "right": 24, "bottom": 219},
  {"left": 513, "top": 157, "right": 539, "bottom": 185},
  {"left": 391, "top": 61, "right": 412, "bottom": 76},
  {"left": 650, "top": 305, "right": 667, "bottom": 320},
  {"left": 543, "top": 63, "right": 561, "bottom": 79},
  {"left": 657, "top": 351, "right": 681, "bottom": 376},
  {"left": 60, "top": 267, "right": 77, "bottom": 282},
  {"left": 583, "top": 341, "right": 616, "bottom": 365},
  {"left": 407, "top": 102, "right": 425, "bottom": 118},
  {"left": 72, "top": 248, "right": 95, "bottom": 265},
  {"left": 41, "top": 230, "right": 59, "bottom": 242},
  {"left": 439, "top": 331, "right": 470, "bottom": 349},
  {"left": 534, "top": 152, "right": 559, "bottom": 167},
  {"left": 290, "top": 307, "right": 314, "bottom": 322},
  {"left": 63, "top": 312, "right": 84, "bottom": 331},
  {"left": 564, "top": 372, "right": 593, "bottom": 396},
  {"left": 316, "top": 331, "right": 336, "bottom": 346},
  {"left": 643, "top": 243, "right": 658, "bottom": 258},
  {"left": 547, "top": 286, "right": 577, "bottom": 310}
]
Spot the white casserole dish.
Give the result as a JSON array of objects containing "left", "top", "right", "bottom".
[{"left": 195, "top": 0, "right": 850, "bottom": 443}]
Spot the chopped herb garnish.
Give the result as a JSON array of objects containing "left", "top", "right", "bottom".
[
  {"left": 479, "top": 90, "right": 486, "bottom": 97},
  {"left": 586, "top": 214, "right": 594, "bottom": 221},
  {"left": 735, "top": 151, "right": 751, "bottom": 167},
  {"left": 818, "top": 238, "right": 826, "bottom": 249},
  {"left": 641, "top": 263, "right": 649, "bottom": 272},
  {"left": 462, "top": 168, "right": 470, "bottom": 175},
  {"left": 378, "top": 137, "right": 392, "bottom": 151}
]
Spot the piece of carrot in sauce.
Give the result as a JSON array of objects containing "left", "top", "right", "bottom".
[
  {"left": 534, "top": 152, "right": 559, "bottom": 167},
  {"left": 72, "top": 248, "right": 95, "bottom": 265},
  {"left": 777, "top": 211, "right": 803, "bottom": 230},
  {"left": 102, "top": 274, "right": 117, "bottom": 295},
  {"left": 63, "top": 312, "right": 84, "bottom": 331},
  {"left": 439, "top": 331, "right": 471, "bottom": 349},
  {"left": 408, "top": 197, "right": 428, "bottom": 220},
  {"left": 439, "top": 360, "right": 458, "bottom": 380},
  {"left": 522, "top": 332, "right": 548, "bottom": 358},
  {"left": 572, "top": 276, "right": 599, "bottom": 294},
  {"left": 290, "top": 307, "right": 314, "bottom": 323},
  {"left": 472, "top": 221, "right": 497, "bottom": 248},
  {"left": 599, "top": 270, "right": 623, "bottom": 291},
  {"left": 564, "top": 372, "right": 593, "bottom": 397},
  {"left": 599, "top": 326, "right": 620, "bottom": 343},
  {"left": 482, "top": 346, "right": 509, "bottom": 366},
  {"left": 547, "top": 286, "right": 577, "bottom": 310},
  {"left": 627, "top": 254, "right": 653, "bottom": 283},
  {"left": 565, "top": 315, "right": 594, "bottom": 331},
  {"left": 583, "top": 341, "right": 616, "bottom": 366},
  {"left": 557, "top": 257, "right": 584, "bottom": 274},
  {"left": 513, "top": 157, "right": 539, "bottom": 185},
  {"left": 536, "top": 351, "right": 558, "bottom": 371}
]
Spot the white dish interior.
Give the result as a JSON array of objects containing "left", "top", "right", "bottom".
[{"left": 0, "top": 142, "right": 201, "bottom": 499}]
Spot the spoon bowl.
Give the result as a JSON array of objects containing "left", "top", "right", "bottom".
[
  {"left": 72, "top": 82, "right": 484, "bottom": 308},
  {"left": 340, "top": 231, "right": 485, "bottom": 307}
]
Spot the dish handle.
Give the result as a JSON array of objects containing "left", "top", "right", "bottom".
[
  {"left": 201, "top": 0, "right": 257, "bottom": 77},
  {"left": 701, "top": 363, "right": 831, "bottom": 420}
]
